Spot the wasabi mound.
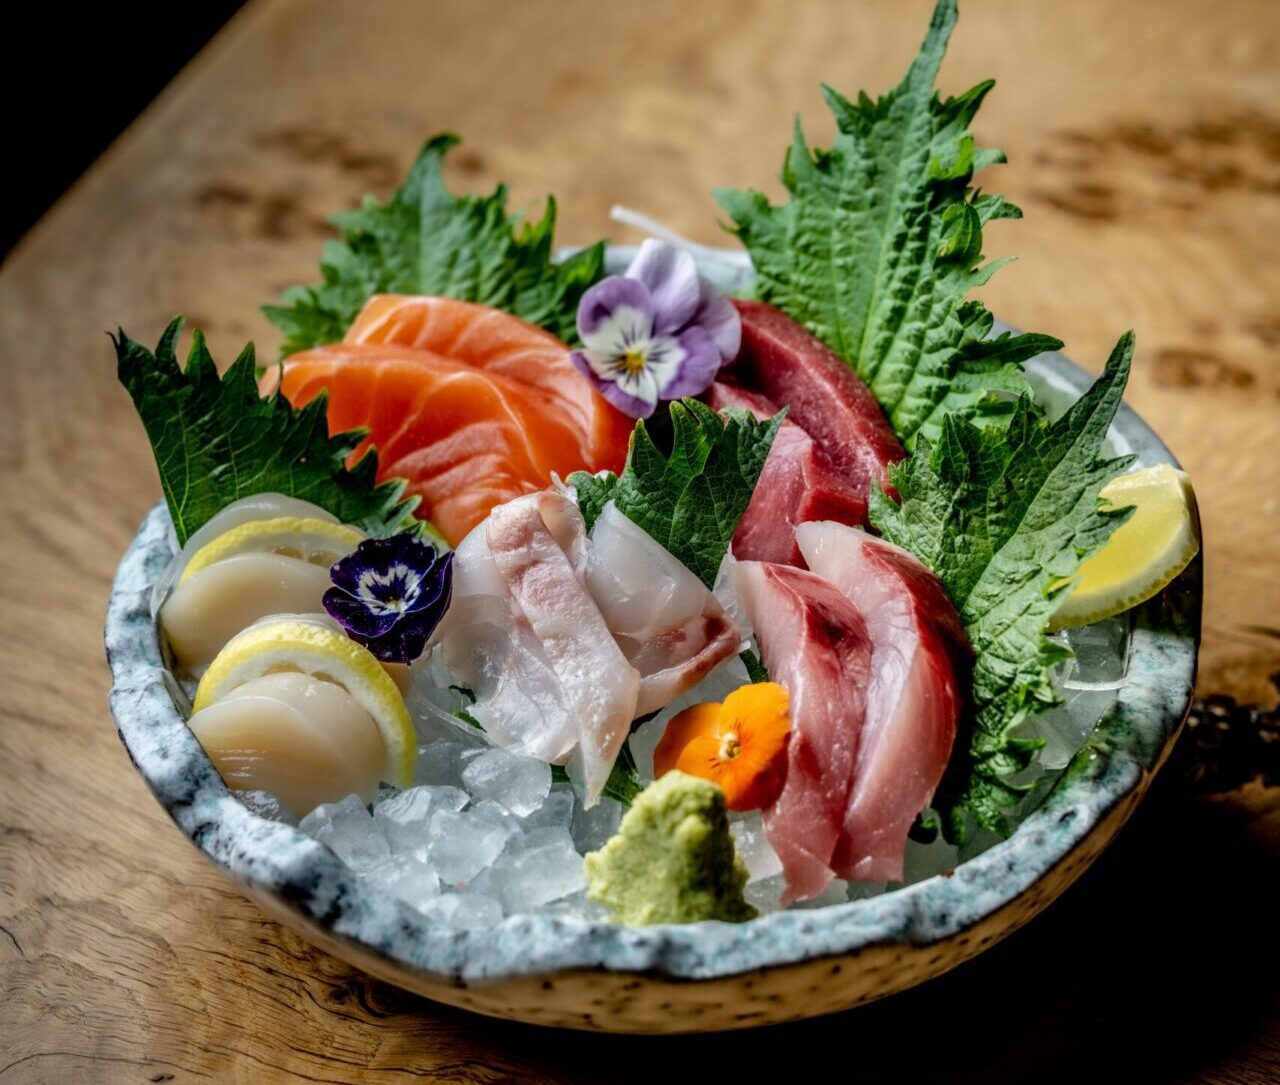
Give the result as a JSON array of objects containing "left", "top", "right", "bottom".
[{"left": 585, "top": 771, "right": 755, "bottom": 925}]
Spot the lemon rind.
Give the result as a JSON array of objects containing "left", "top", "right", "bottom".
[
  {"left": 194, "top": 620, "right": 415, "bottom": 787},
  {"left": 180, "top": 517, "right": 365, "bottom": 583}
]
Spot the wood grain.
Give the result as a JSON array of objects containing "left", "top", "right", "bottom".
[{"left": 0, "top": 0, "right": 1276, "bottom": 1080}]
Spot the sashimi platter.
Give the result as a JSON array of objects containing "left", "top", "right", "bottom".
[{"left": 106, "top": 0, "right": 1202, "bottom": 1030}]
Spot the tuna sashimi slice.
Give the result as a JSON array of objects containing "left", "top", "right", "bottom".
[
  {"left": 727, "top": 300, "right": 904, "bottom": 506},
  {"left": 706, "top": 382, "right": 867, "bottom": 566},
  {"left": 345, "top": 295, "right": 634, "bottom": 468},
  {"left": 586, "top": 502, "right": 740, "bottom": 715},
  {"left": 735, "top": 560, "right": 873, "bottom": 903},
  {"left": 272, "top": 343, "right": 606, "bottom": 546},
  {"left": 796, "top": 521, "right": 968, "bottom": 882}
]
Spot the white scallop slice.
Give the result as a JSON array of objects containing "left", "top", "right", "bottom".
[
  {"left": 188, "top": 672, "right": 386, "bottom": 818},
  {"left": 160, "top": 553, "right": 334, "bottom": 675},
  {"left": 179, "top": 493, "right": 339, "bottom": 571}
]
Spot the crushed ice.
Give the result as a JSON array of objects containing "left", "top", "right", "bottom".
[{"left": 261, "top": 615, "right": 1131, "bottom": 927}]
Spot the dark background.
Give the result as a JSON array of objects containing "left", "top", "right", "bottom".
[{"left": 3, "top": 4, "right": 243, "bottom": 257}]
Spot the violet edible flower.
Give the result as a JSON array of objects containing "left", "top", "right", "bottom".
[
  {"left": 569, "top": 239, "right": 741, "bottom": 419},
  {"left": 323, "top": 534, "right": 452, "bottom": 664}
]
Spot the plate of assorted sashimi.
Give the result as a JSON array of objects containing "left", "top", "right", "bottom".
[{"left": 105, "top": 0, "right": 1201, "bottom": 1033}]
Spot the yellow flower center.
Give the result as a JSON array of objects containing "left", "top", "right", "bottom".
[
  {"left": 718, "top": 730, "right": 741, "bottom": 761},
  {"left": 621, "top": 349, "right": 648, "bottom": 376}
]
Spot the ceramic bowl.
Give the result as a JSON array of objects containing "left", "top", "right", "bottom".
[{"left": 104, "top": 248, "right": 1200, "bottom": 1033}]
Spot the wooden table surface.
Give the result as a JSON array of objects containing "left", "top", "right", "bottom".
[{"left": 2, "top": 0, "right": 1277, "bottom": 1080}]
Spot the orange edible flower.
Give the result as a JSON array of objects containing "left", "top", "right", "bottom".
[{"left": 653, "top": 682, "right": 791, "bottom": 811}]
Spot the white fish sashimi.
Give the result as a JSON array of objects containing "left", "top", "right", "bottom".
[
  {"left": 437, "top": 504, "right": 582, "bottom": 766},
  {"left": 433, "top": 492, "right": 743, "bottom": 804},
  {"left": 796, "top": 522, "right": 967, "bottom": 882},
  {"left": 586, "top": 503, "right": 740, "bottom": 715},
  {"left": 486, "top": 494, "right": 640, "bottom": 802}
]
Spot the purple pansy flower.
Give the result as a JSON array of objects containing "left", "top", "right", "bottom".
[
  {"left": 569, "top": 240, "right": 741, "bottom": 419},
  {"left": 323, "top": 534, "right": 453, "bottom": 664}
]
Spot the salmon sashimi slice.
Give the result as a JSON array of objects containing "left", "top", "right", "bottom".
[
  {"left": 272, "top": 343, "right": 605, "bottom": 545},
  {"left": 345, "top": 295, "right": 635, "bottom": 468}
]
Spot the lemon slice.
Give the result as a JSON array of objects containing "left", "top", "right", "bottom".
[
  {"left": 180, "top": 517, "right": 364, "bottom": 584},
  {"left": 193, "top": 617, "right": 415, "bottom": 787},
  {"left": 1050, "top": 464, "right": 1200, "bottom": 630}
]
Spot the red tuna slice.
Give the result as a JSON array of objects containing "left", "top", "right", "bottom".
[
  {"left": 735, "top": 559, "right": 873, "bottom": 904},
  {"left": 796, "top": 521, "right": 969, "bottom": 882},
  {"left": 706, "top": 382, "right": 866, "bottom": 566},
  {"left": 728, "top": 300, "right": 905, "bottom": 503}
]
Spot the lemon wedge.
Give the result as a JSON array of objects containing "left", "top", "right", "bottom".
[
  {"left": 180, "top": 516, "right": 364, "bottom": 583},
  {"left": 193, "top": 617, "right": 415, "bottom": 787},
  {"left": 1050, "top": 464, "right": 1200, "bottom": 630}
]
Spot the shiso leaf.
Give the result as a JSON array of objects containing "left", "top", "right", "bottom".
[
  {"left": 263, "top": 133, "right": 606, "bottom": 353},
  {"left": 115, "top": 317, "right": 420, "bottom": 546},
  {"left": 869, "top": 333, "right": 1137, "bottom": 841},
  {"left": 568, "top": 400, "right": 784, "bottom": 590},
  {"left": 713, "top": 0, "right": 1061, "bottom": 448}
]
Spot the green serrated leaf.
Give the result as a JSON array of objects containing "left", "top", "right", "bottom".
[
  {"left": 115, "top": 317, "right": 420, "bottom": 546},
  {"left": 263, "top": 134, "right": 606, "bottom": 354},
  {"left": 568, "top": 399, "right": 784, "bottom": 590},
  {"left": 551, "top": 746, "right": 646, "bottom": 807},
  {"left": 714, "top": 0, "right": 1061, "bottom": 448},
  {"left": 869, "top": 332, "right": 1138, "bottom": 842}
]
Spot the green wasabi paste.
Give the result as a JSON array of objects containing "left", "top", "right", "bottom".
[{"left": 584, "top": 771, "right": 756, "bottom": 925}]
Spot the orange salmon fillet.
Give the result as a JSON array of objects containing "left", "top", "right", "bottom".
[
  {"left": 271, "top": 297, "right": 634, "bottom": 546},
  {"left": 274, "top": 343, "right": 616, "bottom": 545},
  {"left": 346, "top": 295, "right": 634, "bottom": 466}
]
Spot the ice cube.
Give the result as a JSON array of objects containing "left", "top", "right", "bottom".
[
  {"left": 490, "top": 839, "right": 587, "bottom": 912},
  {"left": 298, "top": 793, "right": 389, "bottom": 872},
  {"left": 1028, "top": 686, "right": 1118, "bottom": 770},
  {"left": 846, "top": 881, "right": 887, "bottom": 902},
  {"left": 422, "top": 890, "right": 504, "bottom": 930},
  {"left": 730, "top": 812, "right": 782, "bottom": 882},
  {"left": 413, "top": 741, "right": 485, "bottom": 788},
  {"left": 462, "top": 747, "right": 551, "bottom": 816},
  {"left": 427, "top": 805, "right": 516, "bottom": 885},
  {"left": 744, "top": 874, "right": 784, "bottom": 913},
  {"left": 899, "top": 836, "right": 959, "bottom": 885},
  {"left": 521, "top": 825, "right": 577, "bottom": 852},
  {"left": 519, "top": 787, "right": 575, "bottom": 830},
  {"left": 237, "top": 789, "right": 297, "bottom": 826},
  {"left": 362, "top": 854, "right": 441, "bottom": 909},
  {"left": 537, "top": 890, "right": 608, "bottom": 922},
  {"left": 1064, "top": 616, "right": 1130, "bottom": 688},
  {"left": 373, "top": 785, "right": 468, "bottom": 859},
  {"left": 794, "top": 879, "right": 849, "bottom": 909},
  {"left": 404, "top": 656, "right": 492, "bottom": 744},
  {"left": 571, "top": 795, "right": 624, "bottom": 854},
  {"left": 627, "top": 716, "right": 666, "bottom": 779}
]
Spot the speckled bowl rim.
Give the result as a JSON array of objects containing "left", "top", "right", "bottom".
[{"left": 104, "top": 247, "right": 1200, "bottom": 987}]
